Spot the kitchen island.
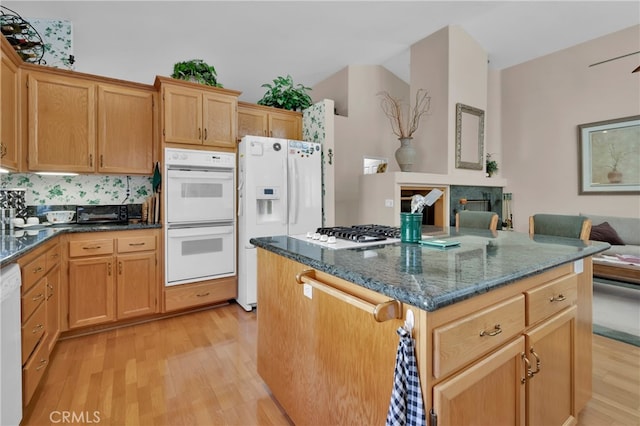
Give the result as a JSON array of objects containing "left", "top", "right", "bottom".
[{"left": 251, "top": 228, "right": 609, "bottom": 426}]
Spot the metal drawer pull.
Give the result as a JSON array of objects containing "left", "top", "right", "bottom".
[
  {"left": 32, "top": 323, "right": 44, "bottom": 334},
  {"left": 35, "top": 358, "right": 48, "bottom": 371},
  {"left": 295, "top": 269, "right": 402, "bottom": 323},
  {"left": 530, "top": 348, "right": 541, "bottom": 376},
  {"left": 196, "top": 292, "right": 210, "bottom": 297},
  {"left": 128, "top": 242, "right": 146, "bottom": 246},
  {"left": 204, "top": 128, "right": 208, "bottom": 140},
  {"left": 33, "top": 266, "right": 43, "bottom": 273},
  {"left": 32, "top": 293, "right": 44, "bottom": 301},
  {"left": 479, "top": 324, "right": 502, "bottom": 337},
  {"left": 83, "top": 246, "right": 102, "bottom": 250},
  {"left": 549, "top": 294, "right": 566, "bottom": 302}
]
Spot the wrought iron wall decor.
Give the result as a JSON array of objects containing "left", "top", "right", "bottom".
[{"left": 1, "top": 5, "right": 45, "bottom": 64}]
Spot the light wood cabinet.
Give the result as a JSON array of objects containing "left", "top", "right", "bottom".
[
  {"left": 238, "top": 101, "right": 302, "bottom": 141},
  {"left": 17, "top": 240, "right": 61, "bottom": 406},
  {"left": 67, "top": 229, "right": 159, "bottom": 329},
  {"left": 25, "top": 67, "right": 156, "bottom": 174},
  {"left": 257, "top": 249, "right": 402, "bottom": 425},
  {"left": 155, "top": 76, "right": 240, "bottom": 149},
  {"left": 257, "top": 249, "right": 592, "bottom": 425},
  {"left": 1, "top": 36, "right": 21, "bottom": 171}
]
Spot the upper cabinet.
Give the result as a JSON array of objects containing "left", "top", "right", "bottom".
[
  {"left": 1, "top": 36, "right": 22, "bottom": 171},
  {"left": 238, "top": 101, "right": 302, "bottom": 141},
  {"left": 24, "top": 66, "right": 156, "bottom": 174},
  {"left": 155, "top": 76, "right": 240, "bottom": 149}
]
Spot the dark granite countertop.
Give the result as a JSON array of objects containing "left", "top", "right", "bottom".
[
  {"left": 250, "top": 228, "right": 610, "bottom": 312},
  {"left": 1, "top": 223, "right": 162, "bottom": 267}
]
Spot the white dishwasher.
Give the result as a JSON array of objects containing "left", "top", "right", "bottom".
[{"left": 0, "top": 263, "right": 22, "bottom": 426}]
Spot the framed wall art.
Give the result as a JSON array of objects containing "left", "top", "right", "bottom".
[{"left": 578, "top": 115, "right": 640, "bottom": 195}]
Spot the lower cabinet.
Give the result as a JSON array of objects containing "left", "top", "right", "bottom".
[
  {"left": 67, "top": 229, "right": 159, "bottom": 329},
  {"left": 257, "top": 248, "right": 589, "bottom": 426},
  {"left": 18, "top": 239, "right": 61, "bottom": 406}
]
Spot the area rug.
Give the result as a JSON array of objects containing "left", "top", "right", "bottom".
[{"left": 592, "top": 278, "right": 640, "bottom": 347}]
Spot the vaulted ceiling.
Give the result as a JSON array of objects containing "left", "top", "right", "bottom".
[{"left": 5, "top": 1, "right": 639, "bottom": 102}]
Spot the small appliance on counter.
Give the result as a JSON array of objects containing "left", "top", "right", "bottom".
[{"left": 75, "top": 205, "right": 129, "bottom": 225}]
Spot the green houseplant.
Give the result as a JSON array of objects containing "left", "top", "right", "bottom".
[
  {"left": 171, "top": 59, "right": 222, "bottom": 87},
  {"left": 257, "top": 75, "right": 312, "bottom": 111},
  {"left": 486, "top": 153, "right": 499, "bottom": 177}
]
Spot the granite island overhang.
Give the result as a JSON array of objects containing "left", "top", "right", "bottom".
[{"left": 250, "top": 228, "right": 610, "bottom": 312}]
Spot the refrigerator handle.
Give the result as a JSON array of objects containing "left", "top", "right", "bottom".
[
  {"left": 289, "top": 156, "right": 298, "bottom": 226},
  {"left": 282, "top": 157, "right": 288, "bottom": 226}
]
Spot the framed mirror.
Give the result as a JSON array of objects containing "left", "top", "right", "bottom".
[{"left": 455, "top": 103, "right": 485, "bottom": 170}]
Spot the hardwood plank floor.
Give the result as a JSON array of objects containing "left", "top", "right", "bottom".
[{"left": 23, "top": 303, "right": 639, "bottom": 426}]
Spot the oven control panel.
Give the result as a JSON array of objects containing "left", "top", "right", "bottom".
[{"left": 165, "top": 148, "right": 235, "bottom": 169}]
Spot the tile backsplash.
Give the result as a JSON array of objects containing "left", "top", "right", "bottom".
[{"left": 0, "top": 173, "right": 153, "bottom": 205}]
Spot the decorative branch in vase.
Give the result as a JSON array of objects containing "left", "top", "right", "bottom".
[{"left": 378, "top": 89, "right": 431, "bottom": 172}]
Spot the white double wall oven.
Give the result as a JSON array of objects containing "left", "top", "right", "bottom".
[{"left": 164, "top": 148, "right": 236, "bottom": 287}]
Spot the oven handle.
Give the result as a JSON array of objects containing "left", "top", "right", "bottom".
[
  {"left": 167, "top": 170, "right": 233, "bottom": 180},
  {"left": 167, "top": 226, "right": 233, "bottom": 238}
]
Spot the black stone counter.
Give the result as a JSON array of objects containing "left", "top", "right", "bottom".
[
  {"left": 1, "top": 223, "right": 162, "bottom": 267},
  {"left": 250, "top": 228, "right": 610, "bottom": 312}
]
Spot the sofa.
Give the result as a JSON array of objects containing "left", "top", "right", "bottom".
[{"left": 582, "top": 213, "right": 640, "bottom": 284}]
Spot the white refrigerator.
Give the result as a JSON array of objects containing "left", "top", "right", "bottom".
[{"left": 237, "top": 135, "right": 322, "bottom": 311}]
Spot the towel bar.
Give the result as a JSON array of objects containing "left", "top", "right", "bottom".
[{"left": 295, "top": 269, "right": 402, "bottom": 322}]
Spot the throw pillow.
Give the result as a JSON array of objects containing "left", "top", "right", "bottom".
[{"left": 590, "top": 222, "right": 625, "bottom": 245}]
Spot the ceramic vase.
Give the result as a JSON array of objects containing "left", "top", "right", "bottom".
[
  {"left": 395, "top": 137, "right": 416, "bottom": 172},
  {"left": 607, "top": 170, "right": 622, "bottom": 183}
]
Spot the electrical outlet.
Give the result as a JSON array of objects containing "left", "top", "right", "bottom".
[
  {"left": 303, "top": 283, "right": 313, "bottom": 299},
  {"left": 385, "top": 199, "right": 394, "bottom": 208}
]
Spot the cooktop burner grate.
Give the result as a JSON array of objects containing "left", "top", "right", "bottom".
[{"left": 315, "top": 224, "right": 401, "bottom": 242}]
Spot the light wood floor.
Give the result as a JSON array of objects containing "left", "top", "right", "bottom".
[{"left": 23, "top": 303, "right": 640, "bottom": 426}]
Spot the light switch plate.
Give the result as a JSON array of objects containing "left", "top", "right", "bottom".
[
  {"left": 574, "top": 259, "right": 584, "bottom": 274},
  {"left": 385, "top": 199, "right": 394, "bottom": 208}
]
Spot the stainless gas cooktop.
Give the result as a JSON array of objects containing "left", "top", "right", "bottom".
[{"left": 290, "top": 225, "right": 401, "bottom": 249}]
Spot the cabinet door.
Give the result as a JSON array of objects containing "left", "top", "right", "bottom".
[
  {"left": 27, "top": 71, "right": 96, "bottom": 172},
  {"left": 1, "top": 42, "right": 20, "bottom": 171},
  {"left": 237, "top": 107, "right": 267, "bottom": 139},
  {"left": 525, "top": 306, "right": 576, "bottom": 426},
  {"left": 98, "top": 84, "right": 154, "bottom": 174},
  {"left": 269, "top": 111, "right": 301, "bottom": 140},
  {"left": 45, "top": 266, "right": 60, "bottom": 352},
  {"left": 163, "top": 85, "right": 202, "bottom": 145},
  {"left": 116, "top": 252, "right": 157, "bottom": 319},
  {"left": 432, "top": 337, "right": 526, "bottom": 426},
  {"left": 202, "top": 92, "right": 237, "bottom": 148},
  {"left": 68, "top": 256, "right": 115, "bottom": 328}
]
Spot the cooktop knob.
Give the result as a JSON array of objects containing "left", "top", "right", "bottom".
[{"left": 327, "top": 236, "right": 337, "bottom": 244}]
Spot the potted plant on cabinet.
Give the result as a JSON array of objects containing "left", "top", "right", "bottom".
[
  {"left": 171, "top": 59, "right": 223, "bottom": 87},
  {"left": 257, "top": 75, "right": 313, "bottom": 111}
]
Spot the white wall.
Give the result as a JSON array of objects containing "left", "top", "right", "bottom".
[{"left": 501, "top": 25, "right": 640, "bottom": 232}]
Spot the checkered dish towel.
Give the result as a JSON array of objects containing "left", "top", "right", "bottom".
[{"left": 386, "top": 326, "right": 426, "bottom": 426}]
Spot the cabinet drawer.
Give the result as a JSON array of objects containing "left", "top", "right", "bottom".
[
  {"left": 23, "top": 338, "right": 49, "bottom": 406},
  {"left": 21, "top": 277, "right": 46, "bottom": 322},
  {"left": 117, "top": 235, "right": 156, "bottom": 253},
  {"left": 433, "top": 295, "right": 525, "bottom": 379},
  {"left": 22, "top": 254, "right": 46, "bottom": 293},
  {"left": 45, "top": 244, "right": 61, "bottom": 270},
  {"left": 69, "top": 239, "right": 114, "bottom": 257},
  {"left": 525, "top": 273, "right": 577, "bottom": 326},
  {"left": 22, "top": 302, "right": 46, "bottom": 363},
  {"left": 165, "top": 278, "right": 236, "bottom": 312}
]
